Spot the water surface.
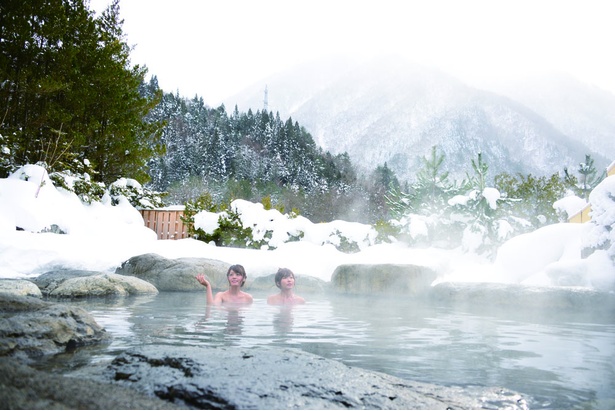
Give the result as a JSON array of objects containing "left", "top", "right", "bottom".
[{"left": 66, "top": 291, "right": 615, "bottom": 410}]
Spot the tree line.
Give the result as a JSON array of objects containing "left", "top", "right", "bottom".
[{"left": 141, "top": 78, "right": 407, "bottom": 223}]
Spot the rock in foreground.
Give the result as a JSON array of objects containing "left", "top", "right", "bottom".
[
  {"left": 100, "top": 345, "right": 528, "bottom": 410},
  {"left": 0, "top": 293, "right": 110, "bottom": 360},
  {"left": 0, "top": 357, "right": 185, "bottom": 410}
]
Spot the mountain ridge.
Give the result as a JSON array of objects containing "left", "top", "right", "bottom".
[{"left": 224, "top": 55, "right": 612, "bottom": 182}]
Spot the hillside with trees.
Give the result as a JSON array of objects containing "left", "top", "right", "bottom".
[{"left": 141, "top": 81, "right": 364, "bottom": 223}]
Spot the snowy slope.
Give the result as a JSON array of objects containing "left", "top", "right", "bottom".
[{"left": 488, "top": 72, "right": 615, "bottom": 161}]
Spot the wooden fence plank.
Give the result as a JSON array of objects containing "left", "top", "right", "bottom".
[{"left": 140, "top": 209, "right": 189, "bottom": 240}]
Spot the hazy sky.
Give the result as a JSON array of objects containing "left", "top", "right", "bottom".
[{"left": 91, "top": 0, "right": 615, "bottom": 105}]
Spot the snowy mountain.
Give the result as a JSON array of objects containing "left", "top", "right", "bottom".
[
  {"left": 223, "top": 55, "right": 611, "bottom": 182},
  {"left": 487, "top": 72, "right": 615, "bottom": 162}
]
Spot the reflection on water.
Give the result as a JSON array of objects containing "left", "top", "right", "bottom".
[
  {"left": 67, "top": 291, "right": 615, "bottom": 410},
  {"left": 272, "top": 306, "right": 294, "bottom": 336}
]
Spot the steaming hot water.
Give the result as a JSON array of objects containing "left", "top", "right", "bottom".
[{"left": 58, "top": 289, "right": 615, "bottom": 410}]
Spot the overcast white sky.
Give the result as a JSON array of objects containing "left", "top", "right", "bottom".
[{"left": 91, "top": 0, "right": 615, "bottom": 106}]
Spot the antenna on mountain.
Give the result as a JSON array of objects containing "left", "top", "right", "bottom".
[{"left": 263, "top": 85, "right": 268, "bottom": 112}]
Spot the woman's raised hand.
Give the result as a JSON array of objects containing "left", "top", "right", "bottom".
[{"left": 196, "top": 273, "right": 211, "bottom": 287}]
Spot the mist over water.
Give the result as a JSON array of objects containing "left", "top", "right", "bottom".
[{"left": 58, "top": 289, "right": 615, "bottom": 410}]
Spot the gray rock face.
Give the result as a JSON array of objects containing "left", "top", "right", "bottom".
[
  {"left": 430, "top": 281, "right": 615, "bottom": 313},
  {"left": 103, "top": 345, "right": 527, "bottom": 410},
  {"left": 0, "top": 279, "right": 42, "bottom": 298},
  {"left": 248, "top": 273, "right": 328, "bottom": 293},
  {"left": 33, "top": 270, "right": 159, "bottom": 298},
  {"left": 52, "top": 273, "right": 158, "bottom": 298},
  {"left": 0, "top": 357, "right": 185, "bottom": 410},
  {"left": 331, "top": 264, "right": 437, "bottom": 295},
  {"left": 0, "top": 293, "right": 110, "bottom": 360},
  {"left": 33, "top": 269, "right": 101, "bottom": 292},
  {"left": 115, "top": 253, "right": 230, "bottom": 291}
]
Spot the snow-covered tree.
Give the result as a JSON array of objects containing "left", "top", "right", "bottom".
[
  {"left": 564, "top": 154, "right": 606, "bottom": 201},
  {"left": 386, "top": 146, "right": 461, "bottom": 246},
  {"left": 584, "top": 174, "right": 615, "bottom": 261},
  {"left": 495, "top": 172, "right": 567, "bottom": 228},
  {"left": 449, "top": 153, "right": 514, "bottom": 256}
]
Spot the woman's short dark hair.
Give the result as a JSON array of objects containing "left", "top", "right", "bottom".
[
  {"left": 227, "top": 264, "right": 247, "bottom": 287},
  {"left": 274, "top": 268, "right": 294, "bottom": 288}
]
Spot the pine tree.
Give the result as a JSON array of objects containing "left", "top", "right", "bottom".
[
  {"left": 564, "top": 154, "right": 606, "bottom": 200},
  {"left": 414, "top": 145, "right": 455, "bottom": 212},
  {"left": 577, "top": 154, "right": 605, "bottom": 200},
  {"left": 368, "top": 162, "right": 400, "bottom": 221},
  {"left": 385, "top": 146, "right": 461, "bottom": 246},
  {"left": 0, "top": 0, "right": 164, "bottom": 182},
  {"left": 455, "top": 152, "right": 513, "bottom": 256},
  {"left": 495, "top": 172, "right": 566, "bottom": 228}
]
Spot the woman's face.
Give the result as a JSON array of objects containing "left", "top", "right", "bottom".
[
  {"left": 227, "top": 270, "right": 245, "bottom": 286},
  {"left": 279, "top": 274, "right": 295, "bottom": 289}
]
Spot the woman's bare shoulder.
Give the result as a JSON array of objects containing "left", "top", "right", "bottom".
[{"left": 267, "top": 294, "right": 282, "bottom": 305}]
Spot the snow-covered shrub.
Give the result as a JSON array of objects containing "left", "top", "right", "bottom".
[
  {"left": 49, "top": 160, "right": 106, "bottom": 204},
  {"left": 0, "top": 133, "right": 16, "bottom": 177},
  {"left": 373, "top": 219, "right": 401, "bottom": 244},
  {"left": 186, "top": 197, "right": 375, "bottom": 252},
  {"left": 553, "top": 191, "right": 587, "bottom": 221},
  {"left": 328, "top": 229, "right": 361, "bottom": 253},
  {"left": 386, "top": 213, "right": 435, "bottom": 246},
  {"left": 107, "top": 178, "right": 165, "bottom": 209},
  {"left": 182, "top": 192, "right": 223, "bottom": 240},
  {"left": 213, "top": 207, "right": 264, "bottom": 249},
  {"left": 183, "top": 195, "right": 264, "bottom": 248}
]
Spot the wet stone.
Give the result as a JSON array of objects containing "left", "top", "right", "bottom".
[{"left": 97, "top": 344, "right": 529, "bottom": 410}]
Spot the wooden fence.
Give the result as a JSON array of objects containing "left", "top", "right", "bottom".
[{"left": 140, "top": 208, "right": 190, "bottom": 240}]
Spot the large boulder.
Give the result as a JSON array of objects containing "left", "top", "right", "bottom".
[
  {"left": 430, "top": 281, "right": 615, "bottom": 314},
  {"left": 0, "top": 279, "right": 42, "bottom": 298},
  {"left": 33, "top": 269, "right": 102, "bottom": 292},
  {"left": 0, "top": 357, "right": 185, "bottom": 410},
  {"left": 248, "top": 273, "right": 328, "bottom": 294},
  {"left": 330, "top": 264, "right": 437, "bottom": 295},
  {"left": 99, "top": 345, "right": 527, "bottom": 410},
  {"left": 0, "top": 293, "right": 110, "bottom": 360},
  {"left": 34, "top": 270, "right": 159, "bottom": 298},
  {"left": 52, "top": 274, "right": 158, "bottom": 298},
  {"left": 115, "top": 253, "right": 230, "bottom": 291}
]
